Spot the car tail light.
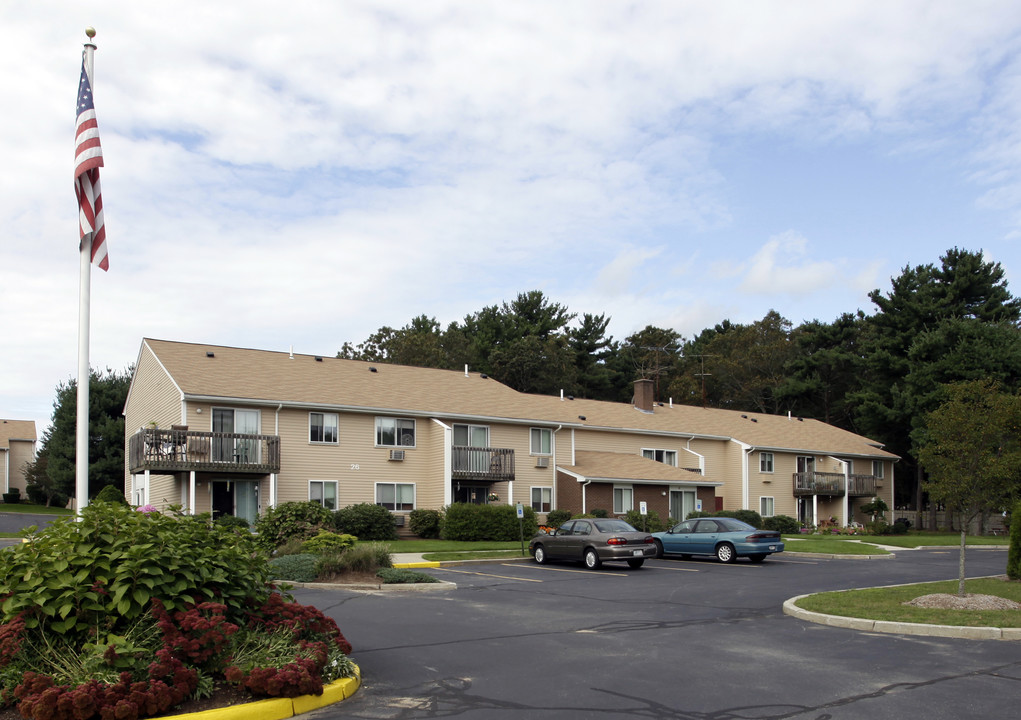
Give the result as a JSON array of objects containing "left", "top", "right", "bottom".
[
  {"left": 643, "top": 536, "right": 655, "bottom": 544},
  {"left": 746, "top": 533, "right": 775, "bottom": 541},
  {"left": 606, "top": 537, "right": 628, "bottom": 546}
]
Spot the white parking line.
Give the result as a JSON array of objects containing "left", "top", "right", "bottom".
[
  {"left": 510, "top": 564, "right": 631, "bottom": 577},
  {"left": 645, "top": 564, "right": 700, "bottom": 572},
  {"left": 439, "top": 568, "right": 544, "bottom": 582}
]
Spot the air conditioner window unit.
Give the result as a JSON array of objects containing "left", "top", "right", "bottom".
[
  {"left": 389, "top": 449, "right": 405, "bottom": 461},
  {"left": 535, "top": 456, "right": 550, "bottom": 468}
]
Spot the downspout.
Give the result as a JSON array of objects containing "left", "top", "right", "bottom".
[
  {"left": 581, "top": 478, "right": 591, "bottom": 515},
  {"left": 551, "top": 425, "right": 562, "bottom": 510},
  {"left": 736, "top": 441, "right": 752, "bottom": 510},
  {"left": 271, "top": 404, "right": 283, "bottom": 510}
]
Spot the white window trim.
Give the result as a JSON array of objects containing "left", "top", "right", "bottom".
[
  {"left": 613, "top": 484, "right": 634, "bottom": 514},
  {"left": 530, "top": 486, "right": 553, "bottom": 511},
  {"left": 759, "top": 452, "right": 774, "bottom": 474},
  {"left": 530, "top": 427, "right": 552, "bottom": 456},
  {"left": 309, "top": 480, "right": 338, "bottom": 510},
  {"left": 375, "top": 417, "right": 416, "bottom": 448},
  {"left": 759, "top": 496, "right": 775, "bottom": 517},
  {"left": 309, "top": 412, "right": 339, "bottom": 445},
  {"left": 375, "top": 482, "right": 416, "bottom": 511}
]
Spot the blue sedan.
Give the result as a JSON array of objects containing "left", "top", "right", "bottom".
[{"left": 652, "top": 517, "right": 784, "bottom": 563}]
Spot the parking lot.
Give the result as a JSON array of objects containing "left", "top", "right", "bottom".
[{"left": 293, "top": 548, "right": 1018, "bottom": 719}]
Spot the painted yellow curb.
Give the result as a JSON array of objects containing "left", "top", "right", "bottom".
[
  {"left": 393, "top": 561, "right": 441, "bottom": 568},
  {"left": 169, "top": 666, "right": 360, "bottom": 720}
]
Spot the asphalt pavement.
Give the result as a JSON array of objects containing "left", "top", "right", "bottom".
[{"left": 293, "top": 548, "right": 1017, "bottom": 720}]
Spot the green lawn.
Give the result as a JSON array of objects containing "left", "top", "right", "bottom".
[
  {"left": 0, "top": 503, "right": 72, "bottom": 515},
  {"left": 795, "top": 577, "right": 1021, "bottom": 627},
  {"left": 782, "top": 537, "right": 891, "bottom": 554},
  {"left": 858, "top": 533, "right": 1008, "bottom": 548}
]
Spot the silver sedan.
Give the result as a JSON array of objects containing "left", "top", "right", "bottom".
[{"left": 529, "top": 518, "right": 657, "bottom": 569}]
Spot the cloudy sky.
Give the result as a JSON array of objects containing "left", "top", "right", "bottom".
[{"left": 5, "top": 1, "right": 1021, "bottom": 436}]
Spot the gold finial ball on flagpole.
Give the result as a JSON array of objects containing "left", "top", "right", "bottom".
[{"left": 85, "top": 26, "right": 96, "bottom": 39}]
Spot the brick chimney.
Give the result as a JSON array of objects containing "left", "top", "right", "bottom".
[{"left": 633, "top": 378, "right": 654, "bottom": 413}]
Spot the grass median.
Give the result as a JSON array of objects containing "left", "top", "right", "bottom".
[{"left": 794, "top": 577, "right": 1021, "bottom": 627}]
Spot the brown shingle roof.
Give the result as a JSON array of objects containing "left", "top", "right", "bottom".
[
  {"left": 142, "top": 339, "right": 898, "bottom": 460},
  {"left": 562, "top": 451, "right": 720, "bottom": 485},
  {"left": 0, "top": 420, "right": 37, "bottom": 449}
]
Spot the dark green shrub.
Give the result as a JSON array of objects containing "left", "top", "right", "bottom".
[
  {"left": 333, "top": 503, "right": 397, "bottom": 541},
  {"left": 94, "top": 484, "right": 127, "bottom": 505},
  {"left": 315, "top": 543, "right": 393, "bottom": 576},
  {"left": 268, "top": 553, "right": 319, "bottom": 582},
  {"left": 215, "top": 514, "right": 251, "bottom": 531},
  {"left": 886, "top": 519, "right": 909, "bottom": 535},
  {"left": 0, "top": 503, "right": 270, "bottom": 642},
  {"left": 715, "top": 509, "right": 763, "bottom": 528},
  {"left": 591, "top": 508, "right": 609, "bottom": 518},
  {"left": 409, "top": 509, "right": 442, "bottom": 539},
  {"left": 440, "top": 503, "right": 538, "bottom": 541},
  {"left": 762, "top": 514, "right": 800, "bottom": 534},
  {"left": 545, "top": 509, "right": 572, "bottom": 528},
  {"left": 865, "top": 520, "right": 889, "bottom": 535},
  {"left": 687, "top": 510, "right": 712, "bottom": 519},
  {"left": 622, "top": 509, "right": 666, "bottom": 533},
  {"left": 376, "top": 568, "right": 440, "bottom": 584},
  {"left": 26, "top": 480, "right": 69, "bottom": 509},
  {"left": 254, "top": 501, "right": 333, "bottom": 550},
  {"left": 1008, "top": 500, "right": 1021, "bottom": 580},
  {"left": 1, "top": 491, "right": 19, "bottom": 504},
  {"left": 301, "top": 531, "right": 357, "bottom": 555}
]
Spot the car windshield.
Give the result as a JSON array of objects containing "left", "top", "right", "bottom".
[
  {"left": 716, "top": 518, "right": 755, "bottom": 532},
  {"left": 593, "top": 519, "right": 638, "bottom": 533}
]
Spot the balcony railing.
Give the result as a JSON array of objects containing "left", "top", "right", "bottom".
[
  {"left": 793, "top": 472, "right": 878, "bottom": 497},
  {"left": 129, "top": 428, "right": 280, "bottom": 475},
  {"left": 451, "top": 446, "right": 515, "bottom": 482}
]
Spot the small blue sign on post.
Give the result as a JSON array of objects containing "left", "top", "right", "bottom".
[
  {"left": 517, "top": 503, "right": 525, "bottom": 555},
  {"left": 516, "top": 503, "right": 524, "bottom": 519}
]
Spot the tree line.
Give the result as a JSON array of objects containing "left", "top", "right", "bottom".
[{"left": 339, "top": 248, "right": 1021, "bottom": 509}]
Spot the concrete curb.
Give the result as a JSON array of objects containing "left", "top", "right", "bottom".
[
  {"left": 784, "top": 551, "right": 895, "bottom": 560},
  {"left": 783, "top": 594, "right": 1021, "bottom": 641},
  {"left": 170, "top": 666, "right": 361, "bottom": 720}
]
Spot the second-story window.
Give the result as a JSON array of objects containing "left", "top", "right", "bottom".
[
  {"left": 310, "top": 413, "right": 339, "bottom": 444},
  {"left": 530, "top": 428, "right": 552, "bottom": 455},
  {"left": 872, "top": 460, "right": 885, "bottom": 479},
  {"left": 642, "top": 448, "right": 677, "bottom": 466},
  {"left": 759, "top": 452, "right": 774, "bottom": 473},
  {"left": 376, "top": 417, "right": 416, "bottom": 447}
]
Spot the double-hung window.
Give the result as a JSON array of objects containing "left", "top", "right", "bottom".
[
  {"left": 760, "top": 496, "right": 775, "bottom": 517},
  {"left": 872, "top": 460, "right": 884, "bottom": 479},
  {"left": 309, "top": 480, "right": 338, "bottom": 510},
  {"left": 642, "top": 448, "right": 677, "bottom": 466},
  {"left": 531, "top": 487, "right": 552, "bottom": 512},
  {"left": 309, "top": 412, "right": 339, "bottom": 444},
  {"left": 613, "top": 485, "right": 634, "bottom": 514},
  {"left": 376, "top": 417, "right": 415, "bottom": 447},
  {"left": 759, "top": 452, "right": 774, "bottom": 473},
  {"left": 530, "top": 428, "right": 552, "bottom": 455},
  {"left": 376, "top": 483, "right": 415, "bottom": 511}
]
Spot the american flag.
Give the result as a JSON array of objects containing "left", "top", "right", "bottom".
[{"left": 74, "top": 55, "right": 108, "bottom": 271}]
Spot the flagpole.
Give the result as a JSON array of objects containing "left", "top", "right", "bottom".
[{"left": 75, "top": 29, "right": 97, "bottom": 517}]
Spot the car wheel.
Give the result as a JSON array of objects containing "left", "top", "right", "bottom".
[
  {"left": 653, "top": 539, "right": 664, "bottom": 559},
  {"left": 626, "top": 558, "right": 645, "bottom": 569},
  {"left": 533, "top": 544, "right": 548, "bottom": 564},
  {"left": 716, "top": 543, "right": 736, "bottom": 563},
  {"left": 749, "top": 553, "right": 767, "bottom": 563},
  {"left": 583, "top": 548, "right": 602, "bottom": 570}
]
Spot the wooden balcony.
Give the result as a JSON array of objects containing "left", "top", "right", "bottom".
[
  {"left": 129, "top": 428, "right": 280, "bottom": 475},
  {"left": 793, "top": 472, "right": 878, "bottom": 497},
  {"left": 451, "top": 446, "right": 515, "bottom": 482}
]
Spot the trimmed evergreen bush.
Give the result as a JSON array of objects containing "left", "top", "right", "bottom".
[
  {"left": 376, "top": 568, "right": 440, "bottom": 584},
  {"left": 762, "top": 514, "right": 800, "bottom": 534},
  {"left": 333, "top": 503, "right": 398, "bottom": 541},
  {"left": 1007, "top": 500, "right": 1021, "bottom": 580},
  {"left": 715, "top": 509, "right": 763, "bottom": 528},
  {"left": 545, "top": 509, "right": 572, "bottom": 528},
  {"left": 591, "top": 508, "right": 609, "bottom": 518},
  {"left": 623, "top": 509, "right": 666, "bottom": 533},
  {"left": 408, "top": 509, "right": 442, "bottom": 538},
  {"left": 301, "top": 531, "right": 357, "bottom": 555},
  {"left": 94, "top": 484, "right": 128, "bottom": 505},
  {"left": 440, "top": 503, "right": 538, "bottom": 541},
  {"left": 267, "top": 553, "right": 319, "bottom": 582}
]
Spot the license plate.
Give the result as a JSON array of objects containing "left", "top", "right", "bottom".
[{"left": 633, "top": 549, "right": 643, "bottom": 556}]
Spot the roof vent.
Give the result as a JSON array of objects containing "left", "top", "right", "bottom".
[
  {"left": 567, "top": 395, "right": 574, "bottom": 401},
  {"left": 315, "top": 356, "right": 323, "bottom": 362},
  {"left": 578, "top": 415, "right": 586, "bottom": 421},
  {"left": 750, "top": 418, "right": 758, "bottom": 422},
  {"left": 369, "top": 367, "right": 377, "bottom": 373},
  {"left": 481, "top": 374, "right": 488, "bottom": 379},
  {"left": 741, "top": 414, "right": 747, "bottom": 418},
  {"left": 206, "top": 351, "right": 215, "bottom": 358}
]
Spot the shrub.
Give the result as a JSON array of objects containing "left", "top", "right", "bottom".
[
  {"left": 893, "top": 517, "right": 912, "bottom": 531},
  {"left": 622, "top": 509, "right": 666, "bottom": 533},
  {"left": 301, "top": 532, "right": 357, "bottom": 555},
  {"left": 686, "top": 510, "right": 712, "bottom": 519},
  {"left": 714, "top": 509, "right": 763, "bottom": 528},
  {"left": 590, "top": 508, "right": 609, "bottom": 518},
  {"left": 267, "top": 554, "right": 319, "bottom": 582},
  {"left": 408, "top": 509, "right": 442, "bottom": 539},
  {"left": 25, "top": 481, "right": 69, "bottom": 509},
  {"left": 0, "top": 503, "right": 270, "bottom": 642},
  {"left": 254, "top": 501, "right": 333, "bottom": 550},
  {"left": 1008, "top": 500, "right": 1021, "bottom": 580},
  {"left": 333, "top": 503, "right": 397, "bottom": 541},
  {"left": 1, "top": 489, "right": 20, "bottom": 505},
  {"left": 94, "top": 484, "right": 128, "bottom": 505},
  {"left": 545, "top": 509, "right": 572, "bottom": 528},
  {"left": 865, "top": 520, "right": 889, "bottom": 535},
  {"left": 315, "top": 544, "right": 393, "bottom": 577},
  {"left": 762, "top": 515, "right": 800, "bottom": 534},
  {"left": 376, "top": 568, "right": 440, "bottom": 584},
  {"left": 440, "top": 503, "right": 538, "bottom": 541},
  {"left": 886, "top": 519, "right": 909, "bottom": 535},
  {"left": 215, "top": 514, "right": 251, "bottom": 531}
]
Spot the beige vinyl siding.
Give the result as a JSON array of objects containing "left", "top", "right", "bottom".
[{"left": 5, "top": 441, "right": 35, "bottom": 495}]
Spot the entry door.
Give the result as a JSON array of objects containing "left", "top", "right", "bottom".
[
  {"left": 454, "top": 485, "right": 488, "bottom": 504},
  {"left": 234, "top": 409, "right": 260, "bottom": 462},
  {"left": 670, "top": 490, "right": 696, "bottom": 522},
  {"left": 212, "top": 481, "right": 259, "bottom": 524}
]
